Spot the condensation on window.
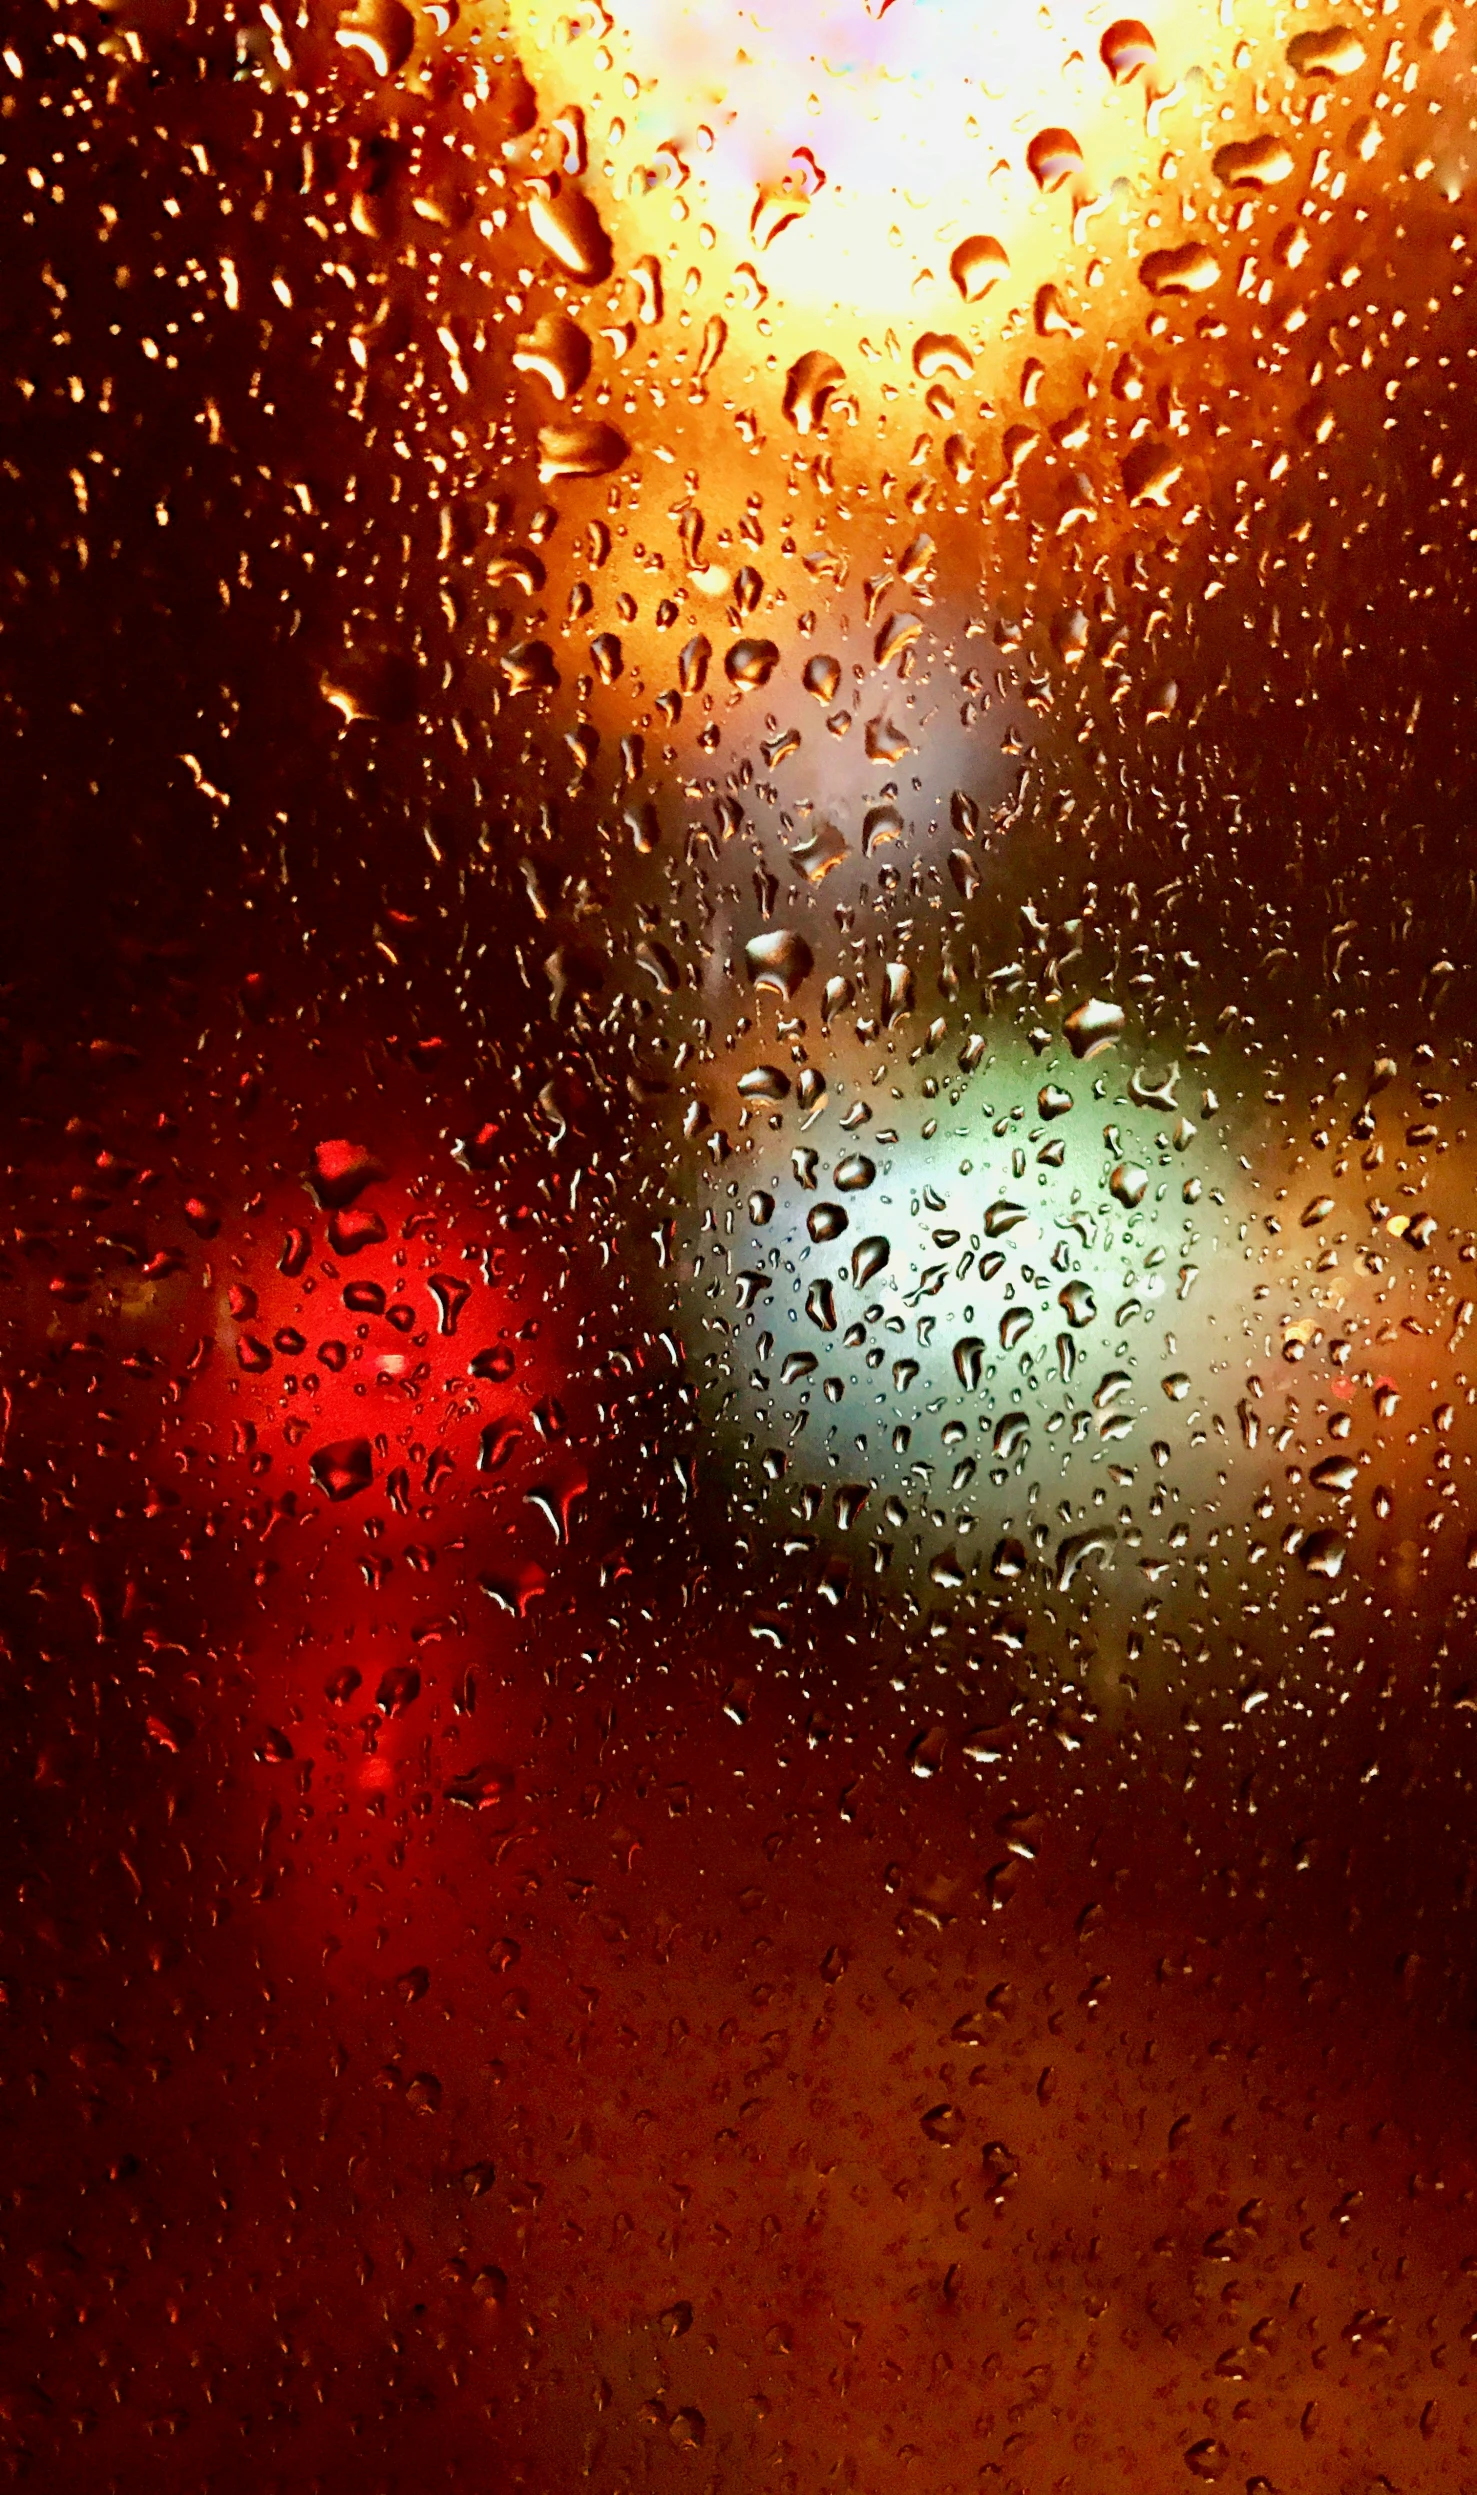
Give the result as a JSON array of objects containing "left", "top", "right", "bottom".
[{"left": 2, "top": 2, "right": 1476, "bottom": 2487}]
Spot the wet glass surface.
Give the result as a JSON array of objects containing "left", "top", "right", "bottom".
[{"left": 4, "top": 0, "right": 1477, "bottom": 2486}]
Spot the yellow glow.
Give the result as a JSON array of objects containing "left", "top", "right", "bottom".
[{"left": 504, "top": 0, "right": 1271, "bottom": 326}]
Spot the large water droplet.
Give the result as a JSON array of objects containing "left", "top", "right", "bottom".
[
  {"left": 851, "top": 1235, "right": 889, "bottom": 1287},
  {"left": 1139, "top": 241, "right": 1221, "bottom": 297},
  {"left": 1287, "top": 24, "right": 1366, "bottom": 77},
  {"left": 745, "top": 930, "right": 813, "bottom": 999},
  {"left": 1212, "top": 135, "right": 1295, "bottom": 190},
  {"left": 527, "top": 182, "right": 613, "bottom": 284},
  {"left": 512, "top": 312, "right": 592, "bottom": 401},
  {"left": 913, "top": 332, "right": 973, "bottom": 382},
  {"left": 310, "top": 1438, "right": 374, "bottom": 1502},
  {"left": 1100, "top": 18, "right": 1156, "bottom": 83},
  {"left": 725, "top": 638, "right": 781, "bottom": 690},
  {"left": 949, "top": 234, "right": 1010, "bottom": 303},
  {"left": 1026, "top": 128, "right": 1084, "bottom": 192},
  {"left": 537, "top": 419, "right": 629, "bottom": 482},
  {"left": 1301, "top": 1528, "right": 1350, "bottom": 1579},
  {"left": 1064, "top": 998, "right": 1126, "bottom": 1060},
  {"left": 783, "top": 350, "right": 845, "bottom": 435},
  {"left": 1121, "top": 442, "right": 1183, "bottom": 508},
  {"left": 334, "top": 0, "right": 415, "bottom": 77},
  {"left": 834, "top": 1154, "right": 876, "bottom": 1192}
]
